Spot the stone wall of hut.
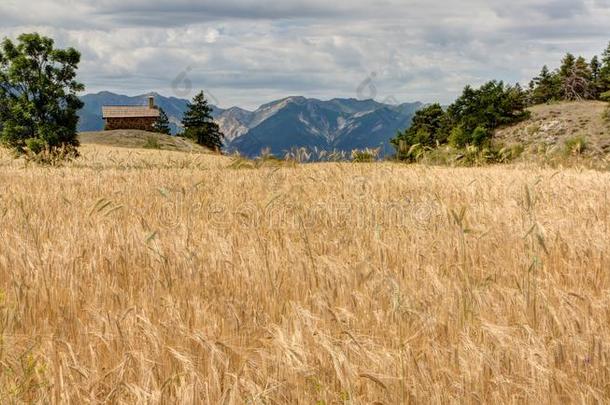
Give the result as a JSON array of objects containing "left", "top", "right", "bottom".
[{"left": 105, "top": 117, "right": 157, "bottom": 131}]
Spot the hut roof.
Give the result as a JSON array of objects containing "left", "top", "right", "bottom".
[{"left": 102, "top": 106, "right": 160, "bottom": 119}]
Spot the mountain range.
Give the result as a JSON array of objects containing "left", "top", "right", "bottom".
[{"left": 78, "top": 92, "right": 422, "bottom": 157}]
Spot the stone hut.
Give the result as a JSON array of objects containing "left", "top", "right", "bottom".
[{"left": 102, "top": 96, "right": 160, "bottom": 131}]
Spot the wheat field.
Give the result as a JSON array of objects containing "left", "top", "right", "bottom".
[{"left": 0, "top": 144, "right": 609, "bottom": 404}]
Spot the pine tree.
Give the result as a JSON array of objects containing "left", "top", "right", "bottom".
[
  {"left": 600, "top": 42, "right": 610, "bottom": 93},
  {"left": 559, "top": 53, "right": 576, "bottom": 79},
  {"left": 531, "top": 65, "right": 560, "bottom": 104},
  {"left": 591, "top": 56, "right": 602, "bottom": 98},
  {"left": 181, "top": 91, "right": 224, "bottom": 151},
  {"left": 559, "top": 53, "right": 593, "bottom": 100},
  {"left": 153, "top": 108, "right": 171, "bottom": 135}
]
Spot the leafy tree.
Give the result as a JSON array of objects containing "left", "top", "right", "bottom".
[
  {"left": 0, "top": 33, "right": 84, "bottom": 155},
  {"left": 153, "top": 107, "right": 171, "bottom": 135},
  {"left": 181, "top": 91, "right": 224, "bottom": 151}
]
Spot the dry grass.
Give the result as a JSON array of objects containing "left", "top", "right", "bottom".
[{"left": 1, "top": 144, "right": 610, "bottom": 403}]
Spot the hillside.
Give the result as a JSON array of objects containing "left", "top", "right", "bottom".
[
  {"left": 495, "top": 101, "right": 610, "bottom": 154},
  {"left": 79, "top": 130, "right": 209, "bottom": 153}
]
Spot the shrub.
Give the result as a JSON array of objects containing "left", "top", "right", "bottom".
[
  {"left": 351, "top": 148, "right": 380, "bottom": 163},
  {"left": 564, "top": 135, "right": 587, "bottom": 155},
  {"left": 23, "top": 144, "right": 78, "bottom": 165},
  {"left": 25, "top": 138, "right": 46, "bottom": 155},
  {"left": 505, "top": 143, "right": 525, "bottom": 161},
  {"left": 144, "top": 136, "right": 161, "bottom": 149},
  {"left": 448, "top": 126, "right": 469, "bottom": 148},
  {"left": 471, "top": 126, "right": 491, "bottom": 147},
  {"left": 603, "top": 106, "right": 610, "bottom": 123},
  {"left": 600, "top": 91, "right": 610, "bottom": 103}
]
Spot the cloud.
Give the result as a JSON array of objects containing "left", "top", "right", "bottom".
[{"left": 1, "top": 0, "right": 608, "bottom": 109}]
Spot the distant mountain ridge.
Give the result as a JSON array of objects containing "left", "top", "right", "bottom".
[{"left": 78, "top": 92, "right": 422, "bottom": 157}]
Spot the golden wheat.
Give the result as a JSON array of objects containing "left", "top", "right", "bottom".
[{"left": 0, "top": 144, "right": 609, "bottom": 403}]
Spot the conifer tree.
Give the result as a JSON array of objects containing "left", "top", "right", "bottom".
[
  {"left": 600, "top": 42, "right": 610, "bottom": 93},
  {"left": 531, "top": 65, "right": 560, "bottom": 104},
  {"left": 181, "top": 91, "right": 224, "bottom": 151},
  {"left": 559, "top": 53, "right": 593, "bottom": 100},
  {"left": 153, "top": 107, "right": 171, "bottom": 135}
]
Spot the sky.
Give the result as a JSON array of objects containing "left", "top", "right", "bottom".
[{"left": 1, "top": 0, "right": 609, "bottom": 110}]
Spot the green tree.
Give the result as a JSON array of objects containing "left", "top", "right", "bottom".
[
  {"left": 391, "top": 103, "right": 447, "bottom": 156},
  {"left": 600, "top": 42, "right": 610, "bottom": 93},
  {"left": 558, "top": 53, "right": 576, "bottom": 78},
  {"left": 591, "top": 55, "right": 602, "bottom": 97},
  {"left": 559, "top": 53, "right": 593, "bottom": 100},
  {"left": 530, "top": 65, "right": 561, "bottom": 104},
  {"left": 392, "top": 81, "right": 529, "bottom": 157},
  {"left": 153, "top": 107, "right": 171, "bottom": 135},
  {"left": 446, "top": 81, "right": 529, "bottom": 136},
  {"left": 181, "top": 91, "right": 224, "bottom": 151},
  {"left": 0, "top": 33, "right": 84, "bottom": 155},
  {"left": 448, "top": 125, "right": 468, "bottom": 148}
]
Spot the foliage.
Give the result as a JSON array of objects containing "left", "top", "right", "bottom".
[
  {"left": 391, "top": 103, "right": 448, "bottom": 160},
  {"left": 143, "top": 136, "right": 161, "bottom": 149},
  {"left": 153, "top": 108, "right": 171, "bottom": 135},
  {"left": 408, "top": 142, "right": 524, "bottom": 167},
  {"left": 351, "top": 148, "right": 380, "bottom": 162},
  {"left": 181, "top": 91, "right": 224, "bottom": 152},
  {"left": 564, "top": 135, "right": 588, "bottom": 156},
  {"left": 448, "top": 125, "right": 468, "bottom": 148},
  {"left": 559, "top": 54, "right": 593, "bottom": 100},
  {"left": 590, "top": 56, "right": 603, "bottom": 98},
  {"left": 446, "top": 81, "right": 530, "bottom": 135},
  {"left": 601, "top": 42, "right": 610, "bottom": 92},
  {"left": 471, "top": 126, "right": 491, "bottom": 147},
  {"left": 393, "top": 81, "right": 529, "bottom": 159},
  {"left": 529, "top": 65, "right": 561, "bottom": 104},
  {"left": 0, "top": 33, "right": 84, "bottom": 157},
  {"left": 528, "top": 42, "right": 610, "bottom": 104}
]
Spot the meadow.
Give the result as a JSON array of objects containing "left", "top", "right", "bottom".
[{"left": 0, "top": 144, "right": 609, "bottom": 403}]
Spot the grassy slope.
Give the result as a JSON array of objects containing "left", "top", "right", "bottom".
[
  {"left": 495, "top": 100, "right": 610, "bottom": 154},
  {"left": 79, "top": 129, "right": 209, "bottom": 153},
  {"left": 0, "top": 144, "right": 610, "bottom": 402}
]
